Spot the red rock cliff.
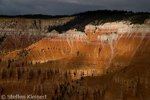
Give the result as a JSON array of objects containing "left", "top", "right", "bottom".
[{"left": 0, "top": 19, "right": 150, "bottom": 100}]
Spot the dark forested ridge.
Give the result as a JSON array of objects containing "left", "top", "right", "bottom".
[
  {"left": 0, "top": 14, "right": 69, "bottom": 19},
  {"left": 48, "top": 10, "right": 150, "bottom": 33},
  {"left": 1, "top": 10, "right": 150, "bottom": 33}
]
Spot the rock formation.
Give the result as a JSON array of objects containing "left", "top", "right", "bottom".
[{"left": 0, "top": 16, "right": 150, "bottom": 100}]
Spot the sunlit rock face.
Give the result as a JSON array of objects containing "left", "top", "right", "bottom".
[
  {"left": 85, "top": 22, "right": 150, "bottom": 70},
  {"left": 1, "top": 21, "right": 150, "bottom": 71},
  {"left": 0, "top": 17, "right": 75, "bottom": 56},
  {"left": 23, "top": 30, "right": 87, "bottom": 62},
  {"left": 1, "top": 18, "right": 150, "bottom": 100}
]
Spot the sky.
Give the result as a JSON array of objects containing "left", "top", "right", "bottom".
[{"left": 0, "top": 0, "right": 149, "bottom": 15}]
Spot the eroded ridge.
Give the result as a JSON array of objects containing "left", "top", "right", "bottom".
[{"left": 0, "top": 20, "right": 150, "bottom": 100}]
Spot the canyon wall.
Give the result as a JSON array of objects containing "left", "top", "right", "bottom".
[
  {"left": 1, "top": 20, "right": 150, "bottom": 79},
  {"left": 0, "top": 17, "right": 75, "bottom": 56},
  {"left": 0, "top": 18, "right": 150, "bottom": 100}
]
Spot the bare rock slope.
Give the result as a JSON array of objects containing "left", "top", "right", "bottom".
[{"left": 0, "top": 17, "right": 150, "bottom": 100}]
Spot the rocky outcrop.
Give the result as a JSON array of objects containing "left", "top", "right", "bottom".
[
  {"left": 0, "top": 18, "right": 150, "bottom": 99},
  {"left": 0, "top": 17, "right": 75, "bottom": 32},
  {"left": 0, "top": 16, "right": 75, "bottom": 53},
  {"left": 1, "top": 21, "right": 150, "bottom": 72}
]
